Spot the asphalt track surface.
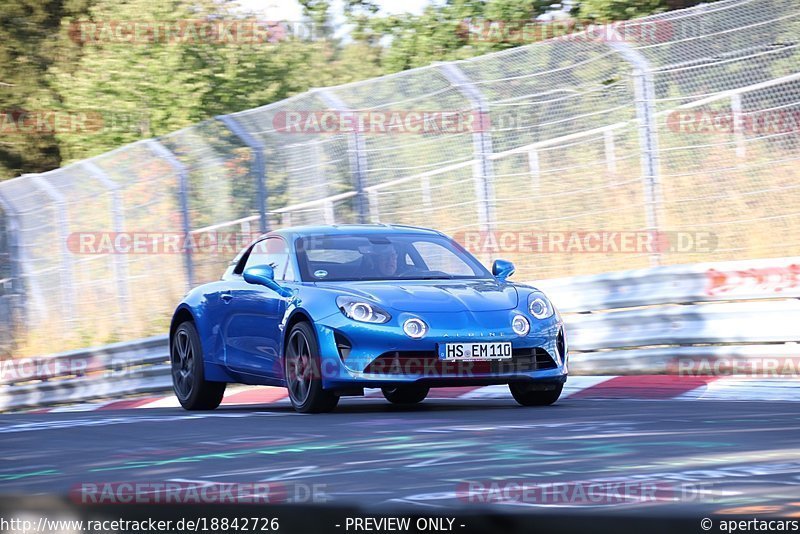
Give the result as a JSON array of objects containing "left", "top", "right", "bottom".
[{"left": 1, "top": 396, "right": 800, "bottom": 518}]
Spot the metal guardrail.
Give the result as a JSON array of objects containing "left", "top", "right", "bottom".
[
  {"left": 544, "top": 256, "right": 800, "bottom": 375},
  {"left": 0, "top": 256, "right": 798, "bottom": 411},
  {"left": 535, "top": 256, "right": 800, "bottom": 313},
  {"left": 0, "top": 336, "right": 169, "bottom": 411}
]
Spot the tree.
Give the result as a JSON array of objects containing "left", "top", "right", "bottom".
[
  {"left": 346, "top": 0, "right": 590, "bottom": 73},
  {"left": 48, "top": 0, "right": 384, "bottom": 163},
  {"left": 577, "top": 0, "right": 719, "bottom": 21},
  {"left": 0, "top": 0, "right": 90, "bottom": 179}
]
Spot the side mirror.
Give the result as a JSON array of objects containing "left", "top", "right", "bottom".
[
  {"left": 243, "top": 265, "right": 293, "bottom": 297},
  {"left": 492, "top": 259, "right": 515, "bottom": 281}
]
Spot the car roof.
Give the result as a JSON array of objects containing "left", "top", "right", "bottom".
[{"left": 266, "top": 224, "right": 445, "bottom": 240}]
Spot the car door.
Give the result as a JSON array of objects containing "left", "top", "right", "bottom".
[{"left": 221, "top": 236, "right": 293, "bottom": 379}]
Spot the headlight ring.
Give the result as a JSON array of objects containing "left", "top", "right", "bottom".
[
  {"left": 336, "top": 296, "right": 391, "bottom": 324},
  {"left": 403, "top": 317, "right": 428, "bottom": 339},
  {"left": 511, "top": 314, "right": 530, "bottom": 336},
  {"left": 528, "top": 292, "right": 554, "bottom": 320}
]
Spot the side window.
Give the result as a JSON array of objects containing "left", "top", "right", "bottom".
[
  {"left": 283, "top": 253, "right": 297, "bottom": 281},
  {"left": 244, "top": 238, "right": 292, "bottom": 280},
  {"left": 400, "top": 250, "right": 414, "bottom": 269}
]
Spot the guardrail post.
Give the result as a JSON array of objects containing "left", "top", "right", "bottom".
[
  {"left": 145, "top": 140, "right": 195, "bottom": 288},
  {"left": 439, "top": 62, "right": 496, "bottom": 233},
  {"left": 83, "top": 161, "right": 131, "bottom": 316},
  {"left": 217, "top": 115, "right": 269, "bottom": 233},
  {"left": 316, "top": 89, "right": 368, "bottom": 224},
  {"left": 608, "top": 42, "right": 663, "bottom": 266},
  {"left": 29, "top": 174, "right": 76, "bottom": 323}
]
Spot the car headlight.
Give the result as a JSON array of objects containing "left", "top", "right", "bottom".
[
  {"left": 403, "top": 317, "right": 428, "bottom": 339},
  {"left": 511, "top": 314, "right": 530, "bottom": 336},
  {"left": 337, "top": 296, "right": 390, "bottom": 324},
  {"left": 528, "top": 291, "right": 554, "bottom": 320}
]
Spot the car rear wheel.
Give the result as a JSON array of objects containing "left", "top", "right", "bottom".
[
  {"left": 171, "top": 321, "right": 226, "bottom": 410},
  {"left": 381, "top": 385, "right": 430, "bottom": 404},
  {"left": 284, "top": 322, "right": 339, "bottom": 413},
  {"left": 509, "top": 382, "right": 563, "bottom": 406}
]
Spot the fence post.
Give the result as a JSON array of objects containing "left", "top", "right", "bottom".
[
  {"left": 217, "top": 115, "right": 269, "bottom": 233},
  {"left": 83, "top": 161, "right": 131, "bottom": 316},
  {"left": 0, "top": 189, "right": 24, "bottom": 351},
  {"left": 29, "top": 174, "right": 76, "bottom": 322},
  {"left": 367, "top": 189, "right": 380, "bottom": 223},
  {"left": 527, "top": 148, "right": 540, "bottom": 193},
  {"left": 145, "top": 139, "right": 195, "bottom": 288},
  {"left": 312, "top": 140, "right": 332, "bottom": 217},
  {"left": 316, "top": 89, "right": 368, "bottom": 224},
  {"left": 730, "top": 93, "right": 746, "bottom": 158},
  {"left": 608, "top": 42, "right": 663, "bottom": 266},
  {"left": 604, "top": 129, "right": 617, "bottom": 175},
  {"left": 439, "top": 62, "right": 496, "bottom": 233}
]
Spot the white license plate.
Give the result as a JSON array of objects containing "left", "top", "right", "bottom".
[{"left": 439, "top": 342, "right": 513, "bottom": 361}]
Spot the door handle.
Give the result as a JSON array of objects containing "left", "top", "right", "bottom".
[{"left": 220, "top": 291, "right": 233, "bottom": 303}]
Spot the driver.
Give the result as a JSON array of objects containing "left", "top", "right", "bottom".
[{"left": 371, "top": 244, "right": 401, "bottom": 277}]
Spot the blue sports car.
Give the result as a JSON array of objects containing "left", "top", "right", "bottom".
[{"left": 170, "top": 225, "right": 568, "bottom": 413}]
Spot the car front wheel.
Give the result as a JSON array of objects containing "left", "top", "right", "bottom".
[
  {"left": 509, "top": 382, "right": 563, "bottom": 406},
  {"left": 284, "top": 322, "right": 339, "bottom": 413}
]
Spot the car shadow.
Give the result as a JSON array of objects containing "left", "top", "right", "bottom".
[{"left": 215, "top": 397, "right": 571, "bottom": 414}]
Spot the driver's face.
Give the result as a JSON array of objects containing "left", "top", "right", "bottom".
[{"left": 376, "top": 247, "right": 398, "bottom": 276}]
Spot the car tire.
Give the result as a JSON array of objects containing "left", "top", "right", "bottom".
[
  {"left": 171, "top": 321, "right": 226, "bottom": 410},
  {"left": 284, "top": 321, "right": 339, "bottom": 413},
  {"left": 381, "top": 385, "right": 430, "bottom": 404},
  {"left": 509, "top": 382, "right": 563, "bottom": 406}
]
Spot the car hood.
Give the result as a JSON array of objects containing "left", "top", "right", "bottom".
[{"left": 320, "top": 279, "right": 519, "bottom": 313}]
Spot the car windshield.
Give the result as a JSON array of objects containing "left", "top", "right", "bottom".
[{"left": 296, "top": 233, "right": 492, "bottom": 282}]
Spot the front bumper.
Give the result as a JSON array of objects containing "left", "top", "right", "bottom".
[{"left": 313, "top": 309, "right": 568, "bottom": 390}]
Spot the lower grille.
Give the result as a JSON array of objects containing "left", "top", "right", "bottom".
[{"left": 363, "top": 347, "right": 556, "bottom": 376}]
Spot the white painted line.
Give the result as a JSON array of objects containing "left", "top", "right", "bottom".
[
  {"left": 460, "top": 376, "right": 617, "bottom": 400},
  {"left": 561, "top": 376, "right": 618, "bottom": 397},
  {"left": 679, "top": 377, "right": 800, "bottom": 401},
  {"left": 137, "top": 396, "right": 181, "bottom": 409},
  {"left": 49, "top": 400, "right": 119, "bottom": 412}
]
